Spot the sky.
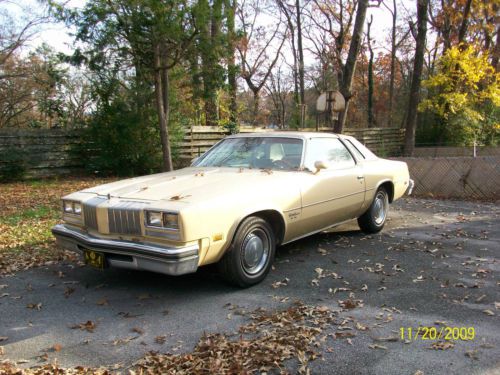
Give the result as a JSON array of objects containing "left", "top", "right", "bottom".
[{"left": 4, "top": 0, "right": 415, "bottom": 66}]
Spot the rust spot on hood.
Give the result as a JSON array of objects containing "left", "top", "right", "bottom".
[{"left": 169, "top": 194, "right": 191, "bottom": 201}]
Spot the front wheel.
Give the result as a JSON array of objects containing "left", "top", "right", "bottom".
[
  {"left": 218, "top": 216, "right": 276, "bottom": 288},
  {"left": 358, "top": 187, "right": 389, "bottom": 233}
]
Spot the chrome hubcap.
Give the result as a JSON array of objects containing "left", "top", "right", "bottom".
[
  {"left": 241, "top": 228, "right": 269, "bottom": 275},
  {"left": 373, "top": 192, "right": 387, "bottom": 225}
]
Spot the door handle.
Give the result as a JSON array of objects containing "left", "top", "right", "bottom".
[{"left": 357, "top": 176, "right": 364, "bottom": 180}]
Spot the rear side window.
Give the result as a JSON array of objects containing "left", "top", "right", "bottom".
[
  {"left": 345, "top": 139, "right": 365, "bottom": 160},
  {"left": 304, "top": 138, "right": 355, "bottom": 170}
]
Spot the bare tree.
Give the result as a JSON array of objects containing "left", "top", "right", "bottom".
[
  {"left": 404, "top": 0, "right": 428, "bottom": 156},
  {"left": 0, "top": 1, "right": 49, "bottom": 79},
  {"left": 265, "top": 62, "right": 293, "bottom": 128},
  {"left": 335, "top": 0, "right": 370, "bottom": 133},
  {"left": 237, "top": 0, "right": 287, "bottom": 124},
  {"left": 381, "top": 0, "right": 410, "bottom": 126}
]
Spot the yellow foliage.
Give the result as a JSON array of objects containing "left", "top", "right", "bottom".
[
  {"left": 420, "top": 44, "right": 499, "bottom": 144},
  {"left": 420, "top": 44, "right": 499, "bottom": 120}
]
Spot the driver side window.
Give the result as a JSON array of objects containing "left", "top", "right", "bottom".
[{"left": 305, "top": 138, "right": 355, "bottom": 170}]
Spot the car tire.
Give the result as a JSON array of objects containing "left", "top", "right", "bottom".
[
  {"left": 358, "top": 187, "right": 389, "bottom": 234},
  {"left": 218, "top": 216, "right": 276, "bottom": 288}
]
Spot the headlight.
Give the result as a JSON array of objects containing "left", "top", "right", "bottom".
[
  {"left": 145, "top": 210, "right": 179, "bottom": 230},
  {"left": 162, "top": 213, "right": 179, "bottom": 230},
  {"left": 146, "top": 211, "right": 163, "bottom": 227},
  {"left": 63, "top": 201, "right": 73, "bottom": 213},
  {"left": 62, "top": 200, "right": 82, "bottom": 215}
]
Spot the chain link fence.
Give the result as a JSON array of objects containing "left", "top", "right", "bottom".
[{"left": 395, "top": 156, "right": 500, "bottom": 201}]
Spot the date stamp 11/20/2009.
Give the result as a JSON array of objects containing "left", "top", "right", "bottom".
[{"left": 400, "top": 327, "right": 475, "bottom": 341}]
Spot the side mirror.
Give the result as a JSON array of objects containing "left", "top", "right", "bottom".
[
  {"left": 191, "top": 157, "right": 199, "bottom": 166},
  {"left": 314, "top": 160, "right": 328, "bottom": 174}
]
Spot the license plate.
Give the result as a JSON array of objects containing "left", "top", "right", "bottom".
[{"left": 83, "top": 249, "right": 106, "bottom": 269}]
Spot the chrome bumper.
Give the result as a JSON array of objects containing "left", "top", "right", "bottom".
[
  {"left": 52, "top": 224, "right": 199, "bottom": 276},
  {"left": 406, "top": 179, "right": 415, "bottom": 195}
]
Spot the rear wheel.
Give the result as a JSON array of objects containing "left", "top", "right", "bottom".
[
  {"left": 358, "top": 187, "right": 389, "bottom": 233},
  {"left": 218, "top": 216, "right": 276, "bottom": 288}
]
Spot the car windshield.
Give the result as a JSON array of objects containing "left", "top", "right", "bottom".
[{"left": 194, "top": 137, "right": 304, "bottom": 170}]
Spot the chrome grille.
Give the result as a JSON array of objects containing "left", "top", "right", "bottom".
[
  {"left": 83, "top": 197, "right": 106, "bottom": 231},
  {"left": 108, "top": 201, "right": 147, "bottom": 235}
]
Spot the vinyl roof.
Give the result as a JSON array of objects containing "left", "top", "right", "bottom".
[{"left": 227, "top": 131, "right": 341, "bottom": 139}]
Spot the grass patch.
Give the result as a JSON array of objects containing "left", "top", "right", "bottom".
[
  {"left": 0, "top": 205, "right": 58, "bottom": 226},
  {"left": 0, "top": 177, "right": 115, "bottom": 275}
]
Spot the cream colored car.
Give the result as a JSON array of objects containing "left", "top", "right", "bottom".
[{"left": 52, "top": 132, "right": 413, "bottom": 287}]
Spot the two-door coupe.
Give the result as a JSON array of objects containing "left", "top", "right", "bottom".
[{"left": 52, "top": 132, "right": 414, "bottom": 287}]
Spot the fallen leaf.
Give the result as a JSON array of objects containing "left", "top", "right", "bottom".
[
  {"left": 70, "top": 320, "right": 96, "bottom": 332},
  {"left": 96, "top": 298, "right": 108, "bottom": 306},
  {"left": 131, "top": 327, "right": 144, "bottom": 335},
  {"left": 475, "top": 295, "right": 487, "bottom": 303},
  {"left": 373, "top": 336, "right": 399, "bottom": 342},
  {"left": 465, "top": 350, "right": 479, "bottom": 360},
  {"left": 155, "top": 335, "right": 167, "bottom": 344},
  {"left": 431, "top": 341, "right": 455, "bottom": 350},
  {"left": 368, "top": 344, "right": 387, "bottom": 350},
  {"left": 64, "top": 287, "right": 75, "bottom": 298},
  {"left": 26, "top": 303, "right": 42, "bottom": 311},
  {"left": 483, "top": 309, "right": 495, "bottom": 316},
  {"left": 271, "top": 278, "right": 289, "bottom": 289},
  {"left": 355, "top": 322, "right": 368, "bottom": 331},
  {"left": 338, "top": 299, "right": 363, "bottom": 309},
  {"left": 52, "top": 344, "right": 62, "bottom": 352}
]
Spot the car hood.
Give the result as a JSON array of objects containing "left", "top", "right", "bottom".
[{"left": 81, "top": 167, "right": 301, "bottom": 205}]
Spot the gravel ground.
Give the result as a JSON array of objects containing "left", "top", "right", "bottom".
[{"left": 0, "top": 197, "right": 499, "bottom": 375}]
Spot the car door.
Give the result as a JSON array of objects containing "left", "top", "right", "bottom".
[{"left": 298, "top": 137, "right": 366, "bottom": 235}]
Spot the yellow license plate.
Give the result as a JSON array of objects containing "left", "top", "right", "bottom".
[{"left": 83, "top": 250, "right": 106, "bottom": 269}]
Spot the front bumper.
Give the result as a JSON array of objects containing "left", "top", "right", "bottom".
[
  {"left": 406, "top": 179, "right": 415, "bottom": 195},
  {"left": 52, "top": 224, "right": 199, "bottom": 276}
]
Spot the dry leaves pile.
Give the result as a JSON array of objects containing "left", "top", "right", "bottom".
[
  {"left": 134, "top": 302, "right": 337, "bottom": 374},
  {"left": 0, "top": 178, "right": 114, "bottom": 275},
  {"left": 0, "top": 361, "right": 113, "bottom": 375},
  {"left": 0, "top": 302, "right": 337, "bottom": 374}
]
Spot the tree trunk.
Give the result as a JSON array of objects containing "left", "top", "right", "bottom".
[
  {"left": 404, "top": 0, "right": 428, "bottom": 156},
  {"left": 252, "top": 90, "right": 259, "bottom": 125},
  {"left": 295, "top": 0, "right": 305, "bottom": 106},
  {"left": 154, "top": 44, "right": 173, "bottom": 171},
  {"left": 492, "top": 25, "right": 500, "bottom": 72},
  {"left": 388, "top": 0, "right": 397, "bottom": 127},
  {"left": 457, "top": 0, "right": 472, "bottom": 44},
  {"left": 367, "top": 16, "right": 375, "bottom": 128},
  {"left": 199, "top": 0, "right": 220, "bottom": 126},
  {"left": 335, "top": 0, "right": 369, "bottom": 133},
  {"left": 226, "top": 0, "right": 238, "bottom": 128}
]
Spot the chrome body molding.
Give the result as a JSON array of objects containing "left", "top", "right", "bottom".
[
  {"left": 52, "top": 224, "right": 199, "bottom": 276},
  {"left": 406, "top": 179, "right": 415, "bottom": 195}
]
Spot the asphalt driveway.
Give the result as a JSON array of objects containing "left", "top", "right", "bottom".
[{"left": 0, "top": 198, "right": 499, "bottom": 374}]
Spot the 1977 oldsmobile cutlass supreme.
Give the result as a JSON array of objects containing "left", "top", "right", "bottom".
[{"left": 52, "top": 132, "right": 414, "bottom": 287}]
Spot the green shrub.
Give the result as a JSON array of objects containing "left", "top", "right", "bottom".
[
  {"left": 0, "top": 147, "right": 27, "bottom": 182},
  {"left": 74, "top": 99, "right": 162, "bottom": 176}
]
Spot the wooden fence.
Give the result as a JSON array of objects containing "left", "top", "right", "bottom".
[
  {"left": 0, "top": 126, "right": 404, "bottom": 180},
  {"left": 0, "top": 129, "right": 82, "bottom": 179},
  {"left": 178, "top": 126, "right": 405, "bottom": 163}
]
